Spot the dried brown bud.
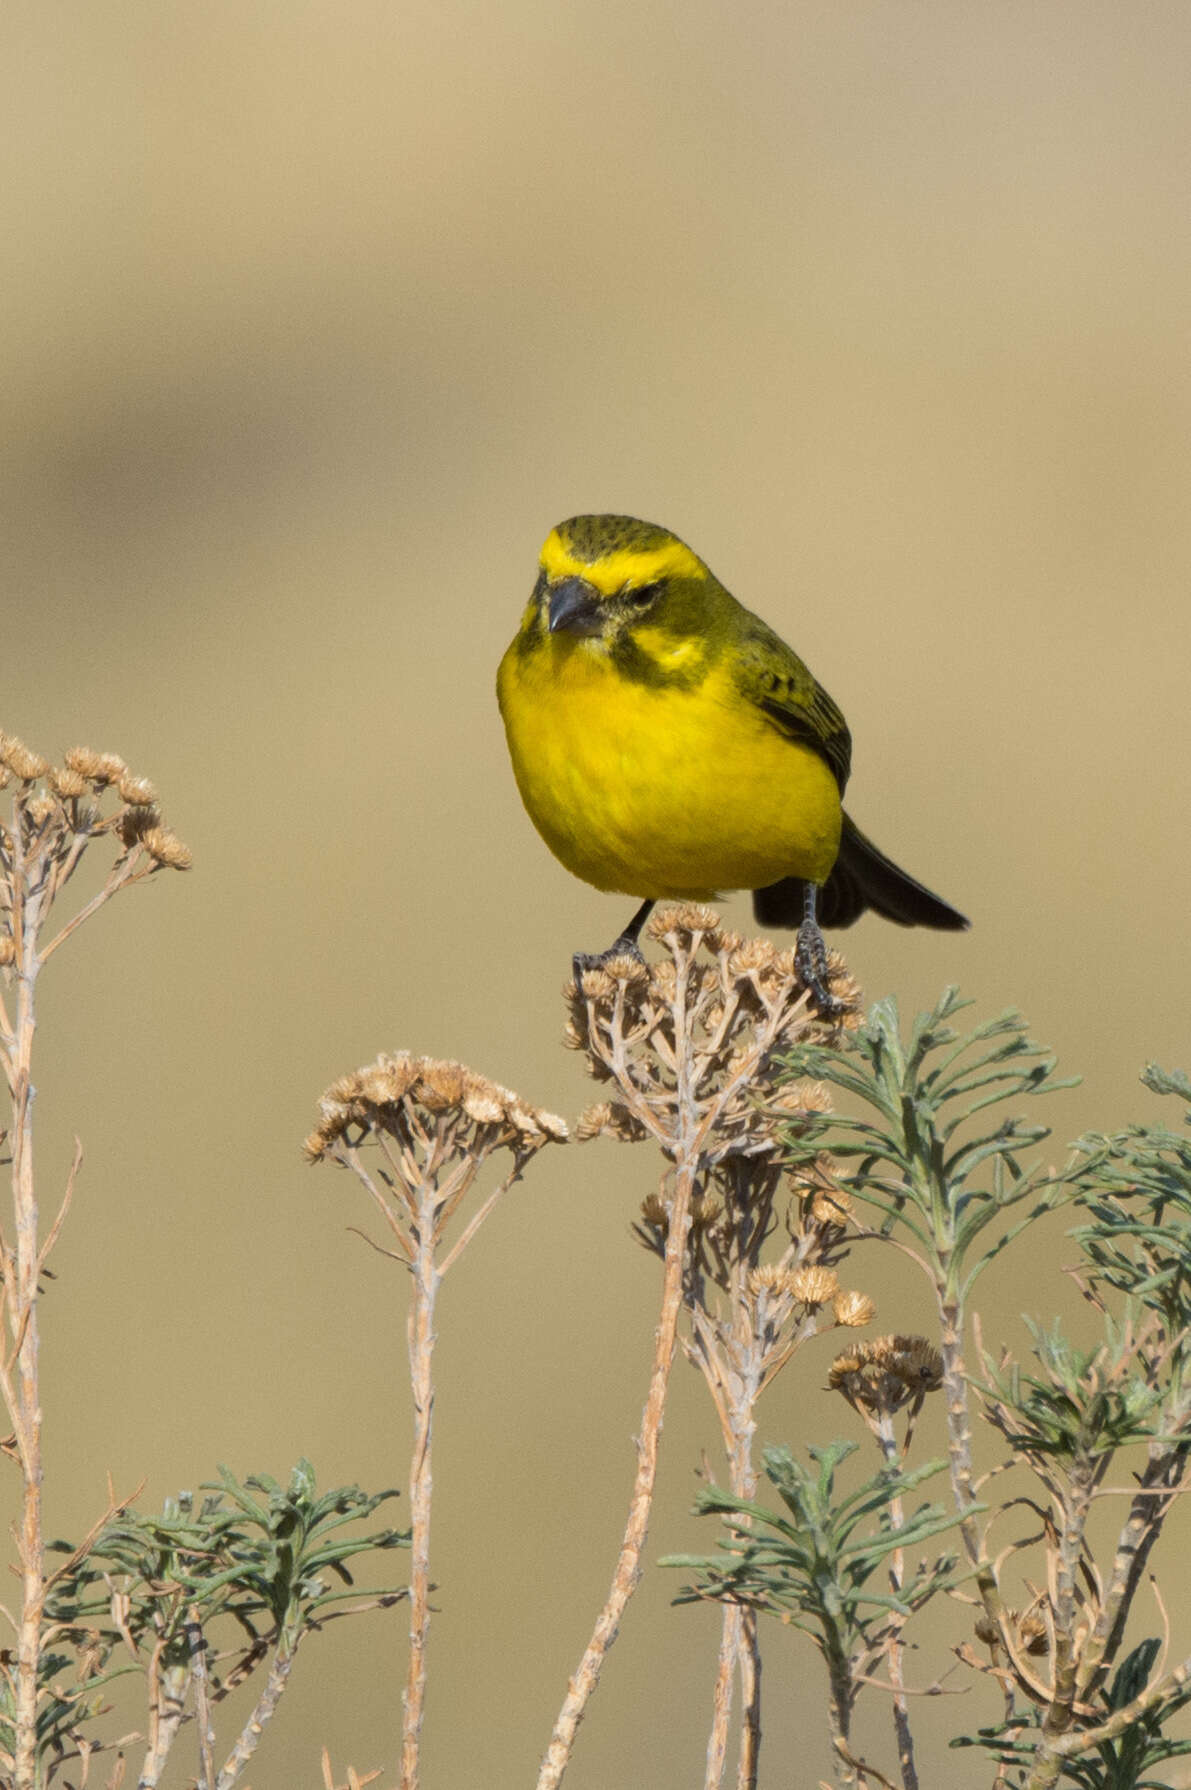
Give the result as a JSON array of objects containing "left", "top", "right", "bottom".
[
  {"left": 689, "top": 1192, "right": 722, "bottom": 1229},
  {"left": 727, "top": 939, "right": 779, "bottom": 979},
  {"left": 706, "top": 927, "right": 743, "bottom": 955},
  {"left": 884, "top": 1335, "right": 943, "bottom": 1392},
  {"left": 602, "top": 953, "right": 651, "bottom": 986},
  {"left": 811, "top": 1188, "right": 852, "bottom": 1226},
  {"left": 90, "top": 753, "right": 127, "bottom": 787},
  {"left": 576, "top": 1101, "right": 649, "bottom": 1143},
  {"left": 639, "top": 1191, "right": 669, "bottom": 1230},
  {"left": 141, "top": 827, "right": 193, "bottom": 870},
  {"left": 770, "top": 1080, "right": 833, "bottom": 1118},
  {"left": 1015, "top": 1610, "right": 1050, "bottom": 1656},
  {"left": 118, "top": 773, "right": 158, "bottom": 806},
  {"left": 63, "top": 748, "right": 105, "bottom": 778},
  {"left": 0, "top": 936, "right": 15, "bottom": 967},
  {"left": 789, "top": 1265, "right": 839, "bottom": 1308},
  {"left": 119, "top": 804, "right": 161, "bottom": 847},
  {"left": 1, "top": 737, "right": 49, "bottom": 781},
  {"left": 832, "top": 1290, "right": 876, "bottom": 1329},
  {"left": 646, "top": 902, "right": 720, "bottom": 943},
  {"left": 420, "top": 1061, "right": 466, "bottom": 1109},
  {"left": 827, "top": 1346, "right": 867, "bottom": 1388},
  {"left": 49, "top": 767, "right": 87, "bottom": 799}
]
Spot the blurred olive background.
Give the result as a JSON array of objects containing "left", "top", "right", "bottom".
[{"left": 5, "top": 1, "right": 1191, "bottom": 1785}]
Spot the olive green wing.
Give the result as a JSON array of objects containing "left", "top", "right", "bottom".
[{"left": 732, "top": 612, "right": 853, "bottom": 795}]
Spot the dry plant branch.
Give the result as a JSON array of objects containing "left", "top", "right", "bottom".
[
  {"left": 306, "top": 1054, "right": 566, "bottom": 1790},
  {"left": 537, "top": 903, "right": 858, "bottom": 1790},
  {"left": 0, "top": 733, "right": 189, "bottom": 1789}
]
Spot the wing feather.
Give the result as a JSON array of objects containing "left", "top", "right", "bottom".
[{"left": 733, "top": 614, "right": 852, "bottom": 793}]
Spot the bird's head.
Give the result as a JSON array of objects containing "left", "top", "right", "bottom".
[{"left": 519, "top": 516, "right": 724, "bottom": 674}]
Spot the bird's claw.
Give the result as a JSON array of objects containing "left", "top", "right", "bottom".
[
  {"left": 795, "top": 919, "right": 845, "bottom": 1016},
  {"left": 571, "top": 935, "right": 648, "bottom": 983}
]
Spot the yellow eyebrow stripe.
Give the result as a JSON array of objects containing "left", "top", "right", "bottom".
[{"left": 539, "top": 529, "right": 705, "bottom": 595}]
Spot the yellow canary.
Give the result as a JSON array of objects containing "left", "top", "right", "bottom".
[{"left": 497, "top": 514, "right": 967, "bottom": 996}]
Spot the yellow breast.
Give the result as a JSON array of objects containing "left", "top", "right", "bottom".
[{"left": 497, "top": 631, "right": 842, "bottom": 900}]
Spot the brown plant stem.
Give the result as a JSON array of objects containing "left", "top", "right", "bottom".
[
  {"left": 872, "top": 1412, "right": 917, "bottom": 1790},
  {"left": 401, "top": 1183, "right": 438, "bottom": 1790},
  {"left": 7, "top": 823, "right": 47, "bottom": 1790},
  {"left": 214, "top": 1644, "right": 297, "bottom": 1790},
  {"left": 705, "top": 1610, "right": 736, "bottom": 1790},
  {"left": 535, "top": 1156, "right": 697, "bottom": 1790}
]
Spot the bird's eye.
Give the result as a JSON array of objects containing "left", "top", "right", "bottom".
[{"left": 626, "top": 582, "right": 662, "bottom": 607}]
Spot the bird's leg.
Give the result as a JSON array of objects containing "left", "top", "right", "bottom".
[
  {"left": 572, "top": 898, "right": 655, "bottom": 981},
  {"left": 794, "top": 883, "right": 843, "bottom": 1014}
]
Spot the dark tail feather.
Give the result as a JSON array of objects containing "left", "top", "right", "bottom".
[{"left": 752, "top": 814, "right": 969, "bottom": 932}]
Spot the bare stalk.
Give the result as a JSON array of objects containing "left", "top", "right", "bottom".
[
  {"left": 401, "top": 1183, "right": 438, "bottom": 1790},
  {"left": 534, "top": 1154, "right": 698, "bottom": 1790},
  {"left": 0, "top": 737, "right": 189, "bottom": 1789},
  {"left": 213, "top": 1645, "right": 296, "bottom": 1790},
  {"left": 9, "top": 822, "right": 47, "bottom": 1790},
  {"left": 307, "top": 1051, "right": 566, "bottom": 1789}
]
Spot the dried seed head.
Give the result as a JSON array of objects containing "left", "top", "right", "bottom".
[
  {"left": 306, "top": 1051, "right": 567, "bottom": 1161},
  {"left": 646, "top": 902, "right": 720, "bottom": 943},
  {"left": 832, "top": 1290, "right": 876, "bottom": 1329},
  {"left": 707, "top": 927, "right": 743, "bottom": 954},
  {"left": 420, "top": 1061, "right": 466, "bottom": 1109},
  {"left": 602, "top": 953, "right": 651, "bottom": 986},
  {"left": 576, "top": 1101, "right": 649, "bottom": 1143},
  {"left": 63, "top": 747, "right": 105, "bottom": 778},
  {"left": 827, "top": 1347, "right": 867, "bottom": 1388},
  {"left": 639, "top": 1191, "right": 669, "bottom": 1230},
  {"left": 770, "top": 1080, "right": 833, "bottom": 1118},
  {"left": 576, "top": 1101, "right": 614, "bottom": 1141},
  {"left": 0, "top": 936, "right": 14, "bottom": 968},
  {"left": 118, "top": 773, "right": 157, "bottom": 806},
  {"left": 747, "top": 1263, "right": 789, "bottom": 1295},
  {"left": 49, "top": 767, "right": 87, "bottom": 799},
  {"left": 90, "top": 753, "right": 127, "bottom": 787},
  {"left": 25, "top": 795, "right": 56, "bottom": 827},
  {"left": 141, "top": 826, "right": 193, "bottom": 870},
  {"left": 1, "top": 736, "right": 49, "bottom": 782},
  {"left": 811, "top": 1186, "right": 853, "bottom": 1226},
  {"left": 119, "top": 804, "right": 162, "bottom": 847},
  {"left": 1014, "top": 1611, "right": 1050, "bottom": 1656},
  {"left": 727, "top": 938, "right": 779, "bottom": 980},
  {"left": 884, "top": 1335, "right": 943, "bottom": 1393},
  {"left": 689, "top": 1192, "right": 722, "bottom": 1229},
  {"left": 973, "top": 1613, "right": 999, "bottom": 1648},
  {"left": 789, "top": 1265, "right": 839, "bottom": 1308}
]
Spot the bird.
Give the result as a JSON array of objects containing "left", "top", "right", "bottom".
[{"left": 496, "top": 513, "right": 967, "bottom": 1004}]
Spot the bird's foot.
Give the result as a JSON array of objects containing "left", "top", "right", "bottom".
[
  {"left": 571, "top": 934, "right": 647, "bottom": 983},
  {"left": 795, "top": 918, "right": 845, "bottom": 1016}
]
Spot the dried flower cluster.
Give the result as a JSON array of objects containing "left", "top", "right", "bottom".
[
  {"left": 567, "top": 904, "right": 870, "bottom": 1448},
  {"left": 305, "top": 1051, "right": 567, "bottom": 1167},
  {"left": 0, "top": 732, "right": 191, "bottom": 978},
  {"left": 568, "top": 903, "right": 859, "bottom": 1161},
  {"left": 828, "top": 1334, "right": 944, "bottom": 1417}
]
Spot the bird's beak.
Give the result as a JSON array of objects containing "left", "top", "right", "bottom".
[{"left": 547, "top": 577, "right": 604, "bottom": 637}]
